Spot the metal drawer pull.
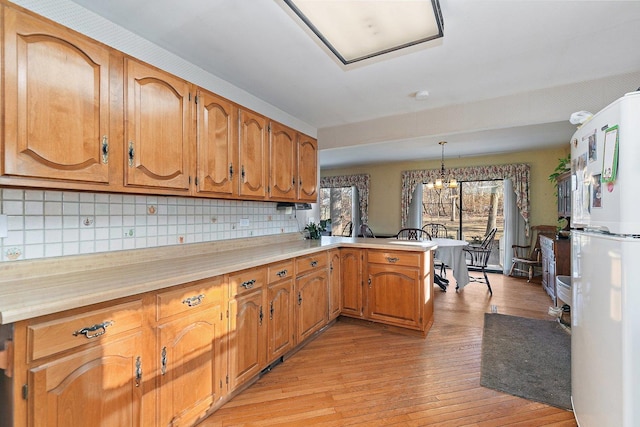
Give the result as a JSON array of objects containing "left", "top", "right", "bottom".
[
  {"left": 241, "top": 279, "right": 256, "bottom": 289},
  {"left": 73, "top": 320, "right": 114, "bottom": 339},
  {"left": 310, "top": 260, "right": 318, "bottom": 267},
  {"left": 182, "top": 294, "right": 205, "bottom": 307},
  {"left": 276, "top": 269, "right": 288, "bottom": 277},
  {"left": 386, "top": 257, "right": 399, "bottom": 263}
]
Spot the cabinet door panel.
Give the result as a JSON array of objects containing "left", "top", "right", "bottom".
[
  {"left": 158, "top": 306, "right": 222, "bottom": 427},
  {"left": 125, "top": 58, "right": 191, "bottom": 191},
  {"left": 296, "top": 269, "right": 328, "bottom": 342},
  {"left": 267, "top": 280, "right": 294, "bottom": 362},
  {"left": 367, "top": 264, "right": 421, "bottom": 329},
  {"left": 340, "top": 249, "right": 363, "bottom": 318},
  {"left": 29, "top": 333, "right": 142, "bottom": 427},
  {"left": 269, "top": 122, "right": 296, "bottom": 200},
  {"left": 238, "top": 110, "right": 267, "bottom": 198},
  {"left": 196, "top": 90, "right": 238, "bottom": 197},
  {"left": 3, "top": 7, "right": 110, "bottom": 184},
  {"left": 297, "top": 135, "right": 318, "bottom": 202},
  {"left": 328, "top": 250, "right": 341, "bottom": 320},
  {"left": 229, "top": 290, "right": 266, "bottom": 389}
]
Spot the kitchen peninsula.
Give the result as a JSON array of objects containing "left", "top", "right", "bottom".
[{"left": 0, "top": 233, "right": 436, "bottom": 427}]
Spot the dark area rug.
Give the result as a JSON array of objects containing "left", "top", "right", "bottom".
[{"left": 480, "top": 313, "right": 572, "bottom": 410}]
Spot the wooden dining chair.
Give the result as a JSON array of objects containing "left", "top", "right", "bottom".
[
  {"left": 395, "top": 228, "right": 431, "bottom": 241},
  {"left": 508, "top": 225, "right": 557, "bottom": 281},
  {"left": 423, "top": 223, "right": 449, "bottom": 276},
  {"left": 359, "top": 224, "right": 375, "bottom": 238},
  {"left": 340, "top": 221, "right": 353, "bottom": 237},
  {"left": 422, "top": 223, "right": 448, "bottom": 238},
  {"left": 463, "top": 227, "right": 498, "bottom": 295}
]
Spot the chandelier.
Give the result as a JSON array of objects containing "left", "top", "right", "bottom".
[{"left": 426, "top": 141, "right": 458, "bottom": 190}]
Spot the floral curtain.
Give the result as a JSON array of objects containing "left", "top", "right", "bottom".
[
  {"left": 401, "top": 164, "right": 530, "bottom": 232},
  {"left": 320, "top": 174, "right": 370, "bottom": 223}
]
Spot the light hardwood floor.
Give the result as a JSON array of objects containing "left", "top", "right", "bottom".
[{"left": 199, "top": 274, "right": 577, "bottom": 426}]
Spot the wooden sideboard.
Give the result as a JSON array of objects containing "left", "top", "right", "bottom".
[{"left": 540, "top": 235, "right": 571, "bottom": 304}]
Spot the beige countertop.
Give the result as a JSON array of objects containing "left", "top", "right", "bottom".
[{"left": 0, "top": 234, "right": 436, "bottom": 325}]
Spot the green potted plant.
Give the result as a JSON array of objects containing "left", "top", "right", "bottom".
[
  {"left": 304, "top": 222, "right": 325, "bottom": 240},
  {"left": 548, "top": 153, "right": 571, "bottom": 196}
]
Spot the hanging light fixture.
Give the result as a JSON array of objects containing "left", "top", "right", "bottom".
[{"left": 427, "top": 141, "right": 458, "bottom": 190}]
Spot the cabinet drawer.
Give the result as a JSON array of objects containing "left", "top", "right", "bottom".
[
  {"left": 28, "top": 300, "right": 143, "bottom": 362},
  {"left": 229, "top": 267, "right": 266, "bottom": 297},
  {"left": 267, "top": 260, "right": 294, "bottom": 284},
  {"left": 157, "top": 276, "right": 224, "bottom": 321},
  {"left": 296, "top": 252, "right": 328, "bottom": 276},
  {"left": 367, "top": 250, "right": 421, "bottom": 268}
]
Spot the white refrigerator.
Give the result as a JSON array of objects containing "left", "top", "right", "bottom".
[{"left": 570, "top": 91, "right": 640, "bottom": 427}]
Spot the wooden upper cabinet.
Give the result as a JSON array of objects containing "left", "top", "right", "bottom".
[
  {"left": 269, "top": 122, "right": 297, "bottom": 201},
  {"left": 297, "top": 135, "right": 318, "bottom": 202},
  {"left": 2, "top": 7, "right": 111, "bottom": 185},
  {"left": 238, "top": 110, "right": 268, "bottom": 199},
  {"left": 195, "top": 89, "right": 238, "bottom": 198},
  {"left": 124, "top": 58, "right": 191, "bottom": 192}
]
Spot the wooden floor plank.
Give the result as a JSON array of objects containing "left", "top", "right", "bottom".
[{"left": 199, "top": 273, "right": 577, "bottom": 426}]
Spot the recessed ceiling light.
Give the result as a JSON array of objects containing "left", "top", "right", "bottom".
[{"left": 283, "top": 0, "right": 444, "bottom": 65}]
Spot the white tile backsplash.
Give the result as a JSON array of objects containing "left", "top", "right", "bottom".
[{"left": 0, "top": 189, "right": 301, "bottom": 262}]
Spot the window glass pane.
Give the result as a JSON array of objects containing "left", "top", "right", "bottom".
[
  {"left": 422, "top": 186, "right": 459, "bottom": 238},
  {"left": 320, "top": 186, "right": 353, "bottom": 236}
]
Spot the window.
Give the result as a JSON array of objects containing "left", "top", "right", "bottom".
[
  {"left": 422, "top": 179, "right": 504, "bottom": 270},
  {"left": 320, "top": 186, "right": 354, "bottom": 236}
]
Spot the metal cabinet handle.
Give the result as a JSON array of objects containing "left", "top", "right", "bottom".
[
  {"left": 298, "top": 292, "right": 302, "bottom": 305},
  {"left": 259, "top": 306, "right": 264, "bottom": 326},
  {"left": 161, "top": 346, "right": 167, "bottom": 375},
  {"left": 270, "top": 301, "right": 274, "bottom": 320},
  {"left": 276, "top": 269, "right": 288, "bottom": 278},
  {"left": 241, "top": 279, "right": 256, "bottom": 289},
  {"left": 241, "top": 165, "right": 246, "bottom": 180},
  {"left": 386, "top": 257, "right": 399, "bottom": 263},
  {"left": 229, "top": 163, "right": 234, "bottom": 179},
  {"left": 101, "top": 135, "right": 109, "bottom": 164},
  {"left": 135, "top": 356, "right": 142, "bottom": 387},
  {"left": 182, "top": 294, "right": 205, "bottom": 307},
  {"left": 310, "top": 260, "right": 318, "bottom": 267},
  {"left": 128, "top": 141, "right": 135, "bottom": 167},
  {"left": 73, "top": 320, "right": 114, "bottom": 339}
]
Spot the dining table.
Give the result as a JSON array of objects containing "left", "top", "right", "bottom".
[{"left": 432, "top": 238, "right": 470, "bottom": 290}]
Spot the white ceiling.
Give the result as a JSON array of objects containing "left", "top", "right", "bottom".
[{"left": 66, "top": 0, "right": 640, "bottom": 168}]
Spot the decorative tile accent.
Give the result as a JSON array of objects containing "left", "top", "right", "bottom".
[{"left": 0, "top": 189, "right": 300, "bottom": 262}]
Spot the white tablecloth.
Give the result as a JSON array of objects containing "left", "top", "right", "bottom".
[{"left": 433, "top": 238, "right": 470, "bottom": 289}]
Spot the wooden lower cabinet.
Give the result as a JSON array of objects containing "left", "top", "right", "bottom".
[
  {"left": 340, "top": 249, "right": 433, "bottom": 334},
  {"left": 2, "top": 247, "right": 435, "bottom": 426},
  {"left": 156, "top": 276, "right": 226, "bottom": 427},
  {"left": 228, "top": 288, "right": 266, "bottom": 390},
  {"left": 328, "top": 250, "right": 341, "bottom": 320},
  {"left": 295, "top": 268, "right": 329, "bottom": 343},
  {"left": 340, "top": 248, "right": 363, "bottom": 318},
  {"left": 540, "top": 235, "right": 570, "bottom": 305},
  {"left": 228, "top": 266, "right": 268, "bottom": 390},
  {"left": 367, "top": 264, "right": 421, "bottom": 329},
  {"left": 267, "top": 279, "right": 295, "bottom": 363},
  {"left": 28, "top": 332, "right": 143, "bottom": 427}
]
